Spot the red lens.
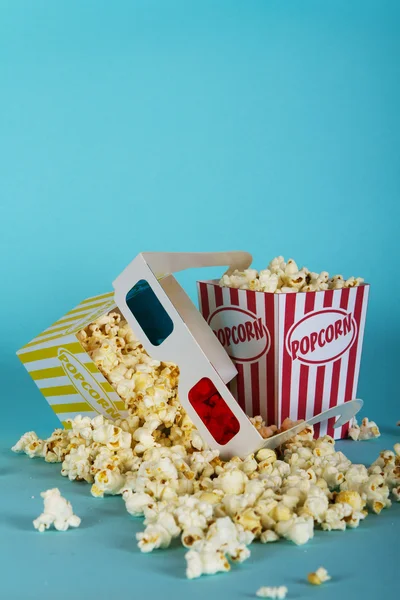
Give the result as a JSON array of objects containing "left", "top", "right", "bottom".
[{"left": 188, "top": 378, "right": 240, "bottom": 446}]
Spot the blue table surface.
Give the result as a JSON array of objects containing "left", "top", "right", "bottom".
[{"left": 1, "top": 426, "right": 398, "bottom": 600}]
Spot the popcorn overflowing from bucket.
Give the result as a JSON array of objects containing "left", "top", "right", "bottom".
[
  {"left": 199, "top": 256, "right": 369, "bottom": 438},
  {"left": 219, "top": 256, "right": 364, "bottom": 294},
  {"left": 12, "top": 312, "right": 400, "bottom": 579}
]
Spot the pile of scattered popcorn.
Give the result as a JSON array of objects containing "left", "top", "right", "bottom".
[
  {"left": 219, "top": 256, "right": 364, "bottom": 293},
  {"left": 12, "top": 311, "right": 399, "bottom": 580}
]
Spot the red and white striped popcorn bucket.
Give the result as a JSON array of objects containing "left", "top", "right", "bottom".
[{"left": 197, "top": 282, "right": 369, "bottom": 439}]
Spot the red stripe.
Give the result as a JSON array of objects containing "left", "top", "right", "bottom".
[
  {"left": 297, "top": 366, "right": 309, "bottom": 420},
  {"left": 351, "top": 285, "right": 369, "bottom": 398},
  {"left": 326, "top": 288, "right": 350, "bottom": 437},
  {"left": 230, "top": 288, "right": 239, "bottom": 306},
  {"left": 305, "top": 292, "right": 316, "bottom": 314},
  {"left": 340, "top": 287, "right": 351, "bottom": 310},
  {"left": 199, "top": 283, "right": 210, "bottom": 321},
  {"left": 246, "top": 291, "right": 259, "bottom": 416},
  {"left": 327, "top": 360, "right": 341, "bottom": 437},
  {"left": 265, "top": 293, "right": 275, "bottom": 424},
  {"left": 313, "top": 290, "right": 334, "bottom": 437},
  {"left": 214, "top": 285, "right": 223, "bottom": 307},
  {"left": 246, "top": 290, "right": 256, "bottom": 314},
  {"left": 297, "top": 293, "right": 316, "bottom": 421},
  {"left": 229, "top": 288, "right": 245, "bottom": 410},
  {"left": 342, "top": 285, "right": 365, "bottom": 438},
  {"left": 313, "top": 366, "right": 326, "bottom": 438},
  {"left": 281, "top": 294, "right": 297, "bottom": 423},
  {"left": 323, "top": 290, "right": 334, "bottom": 308},
  {"left": 250, "top": 363, "right": 260, "bottom": 415}
]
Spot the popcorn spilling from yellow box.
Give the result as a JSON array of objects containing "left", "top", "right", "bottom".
[
  {"left": 12, "top": 312, "right": 400, "bottom": 579},
  {"left": 219, "top": 255, "right": 364, "bottom": 293}
]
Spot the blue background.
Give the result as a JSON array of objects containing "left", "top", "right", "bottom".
[{"left": 0, "top": 1, "right": 399, "bottom": 599}]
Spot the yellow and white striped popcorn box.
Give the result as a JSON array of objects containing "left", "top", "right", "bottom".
[{"left": 17, "top": 291, "right": 128, "bottom": 428}]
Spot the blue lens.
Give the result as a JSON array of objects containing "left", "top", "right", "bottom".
[{"left": 126, "top": 279, "right": 174, "bottom": 346}]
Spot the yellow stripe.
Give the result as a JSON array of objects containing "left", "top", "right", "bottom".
[
  {"left": 41, "top": 385, "right": 78, "bottom": 397},
  {"left": 53, "top": 312, "right": 92, "bottom": 327},
  {"left": 53, "top": 402, "right": 92, "bottom": 414},
  {"left": 18, "top": 342, "right": 83, "bottom": 363},
  {"left": 60, "top": 404, "right": 125, "bottom": 417},
  {"left": 81, "top": 292, "right": 114, "bottom": 305},
  {"left": 29, "top": 362, "right": 97, "bottom": 380},
  {"left": 19, "top": 294, "right": 115, "bottom": 351},
  {"left": 59, "top": 403, "right": 125, "bottom": 417},
  {"left": 37, "top": 324, "right": 72, "bottom": 338},
  {"left": 66, "top": 300, "right": 112, "bottom": 316},
  {"left": 23, "top": 333, "right": 68, "bottom": 349},
  {"left": 30, "top": 366, "right": 65, "bottom": 380},
  {"left": 62, "top": 421, "right": 72, "bottom": 430},
  {"left": 100, "top": 381, "right": 116, "bottom": 393}
]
